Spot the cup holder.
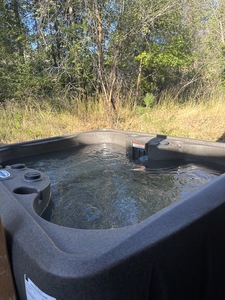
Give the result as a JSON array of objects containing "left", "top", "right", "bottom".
[{"left": 13, "top": 187, "right": 38, "bottom": 195}]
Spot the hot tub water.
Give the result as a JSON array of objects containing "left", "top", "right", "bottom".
[{"left": 21, "top": 143, "right": 222, "bottom": 229}]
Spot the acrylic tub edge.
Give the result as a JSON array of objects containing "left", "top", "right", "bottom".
[{"left": 1, "top": 129, "right": 225, "bottom": 299}]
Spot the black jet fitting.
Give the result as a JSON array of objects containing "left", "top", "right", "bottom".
[
  {"left": 25, "top": 171, "right": 41, "bottom": 181},
  {"left": 11, "top": 163, "right": 26, "bottom": 170}
]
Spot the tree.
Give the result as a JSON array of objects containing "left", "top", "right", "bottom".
[
  {"left": 0, "top": 0, "right": 224, "bottom": 106},
  {"left": 0, "top": 0, "right": 28, "bottom": 100}
]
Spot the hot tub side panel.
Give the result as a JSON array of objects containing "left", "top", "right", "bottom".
[{"left": 2, "top": 174, "right": 225, "bottom": 299}]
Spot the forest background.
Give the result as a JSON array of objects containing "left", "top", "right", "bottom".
[{"left": 1, "top": 0, "right": 225, "bottom": 143}]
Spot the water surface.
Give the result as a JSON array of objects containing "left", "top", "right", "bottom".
[{"left": 23, "top": 144, "right": 223, "bottom": 229}]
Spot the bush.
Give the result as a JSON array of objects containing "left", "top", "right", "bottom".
[{"left": 143, "top": 93, "right": 156, "bottom": 108}]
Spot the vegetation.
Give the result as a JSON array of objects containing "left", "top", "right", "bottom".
[
  {"left": 1, "top": 0, "right": 225, "bottom": 143},
  {"left": 1, "top": 0, "right": 225, "bottom": 103},
  {"left": 1, "top": 94, "right": 225, "bottom": 144}
]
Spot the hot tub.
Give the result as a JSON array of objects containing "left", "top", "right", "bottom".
[{"left": 1, "top": 129, "right": 225, "bottom": 300}]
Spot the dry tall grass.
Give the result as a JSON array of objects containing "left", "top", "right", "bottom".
[{"left": 1, "top": 94, "right": 225, "bottom": 144}]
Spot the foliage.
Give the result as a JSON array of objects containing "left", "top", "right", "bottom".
[
  {"left": 143, "top": 93, "right": 156, "bottom": 108},
  {"left": 0, "top": 0, "right": 224, "bottom": 107}
]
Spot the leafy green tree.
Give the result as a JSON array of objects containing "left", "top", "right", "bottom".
[
  {"left": 135, "top": 1, "right": 194, "bottom": 100},
  {"left": 0, "top": 0, "right": 25, "bottom": 99},
  {"left": 1, "top": 0, "right": 225, "bottom": 106}
]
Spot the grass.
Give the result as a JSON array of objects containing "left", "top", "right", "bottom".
[{"left": 1, "top": 94, "right": 225, "bottom": 144}]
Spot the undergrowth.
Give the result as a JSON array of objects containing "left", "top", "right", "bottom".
[{"left": 1, "top": 93, "right": 225, "bottom": 144}]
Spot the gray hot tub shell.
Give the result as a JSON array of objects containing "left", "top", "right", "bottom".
[{"left": 1, "top": 129, "right": 225, "bottom": 299}]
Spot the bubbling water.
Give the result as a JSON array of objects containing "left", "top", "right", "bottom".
[{"left": 24, "top": 144, "right": 222, "bottom": 229}]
